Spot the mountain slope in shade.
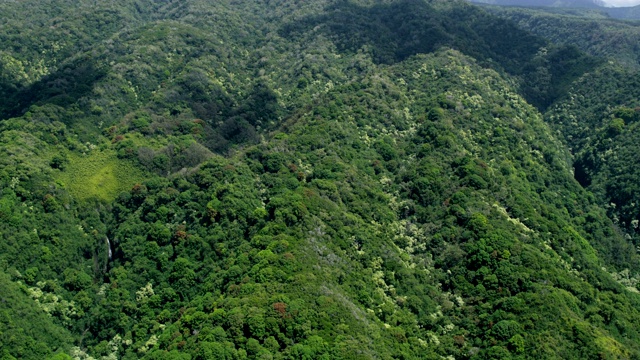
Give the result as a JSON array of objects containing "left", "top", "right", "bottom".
[
  {"left": 481, "top": 4, "right": 640, "bottom": 70},
  {"left": 470, "top": 0, "right": 605, "bottom": 8},
  {"left": 470, "top": 0, "right": 640, "bottom": 19}
]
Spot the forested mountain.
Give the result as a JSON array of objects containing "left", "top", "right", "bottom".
[
  {"left": 480, "top": 4, "right": 640, "bottom": 70},
  {"left": 607, "top": 4, "right": 640, "bottom": 18},
  {"left": 474, "top": 3, "right": 640, "bottom": 246},
  {"left": 2, "top": 0, "right": 640, "bottom": 359},
  {"left": 470, "top": 0, "right": 605, "bottom": 8},
  {"left": 471, "top": 0, "right": 640, "bottom": 19}
]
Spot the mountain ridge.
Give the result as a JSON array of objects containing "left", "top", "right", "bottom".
[
  {"left": 470, "top": 0, "right": 640, "bottom": 19},
  {"left": 471, "top": 0, "right": 605, "bottom": 8}
]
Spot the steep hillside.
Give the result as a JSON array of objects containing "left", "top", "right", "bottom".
[
  {"left": 481, "top": 5, "right": 640, "bottom": 70},
  {"left": 473, "top": 1, "right": 640, "bottom": 234},
  {"left": 607, "top": 4, "right": 640, "bottom": 19},
  {"left": 471, "top": 0, "right": 640, "bottom": 20},
  {"left": 546, "top": 64, "right": 640, "bottom": 243},
  {"left": 470, "top": 0, "right": 606, "bottom": 8},
  {"left": 2, "top": 0, "right": 640, "bottom": 359}
]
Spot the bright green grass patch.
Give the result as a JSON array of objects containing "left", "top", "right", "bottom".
[{"left": 57, "top": 149, "right": 147, "bottom": 202}]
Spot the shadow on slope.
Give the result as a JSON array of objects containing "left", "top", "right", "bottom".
[
  {"left": 281, "top": 0, "right": 601, "bottom": 109},
  {"left": 0, "top": 55, "right": 107, "bottom": 120}
]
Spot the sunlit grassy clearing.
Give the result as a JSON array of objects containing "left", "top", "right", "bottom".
[{"left": 57, "top": 149, "right": 146, "bottom": 202}]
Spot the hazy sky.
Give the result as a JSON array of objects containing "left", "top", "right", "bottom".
[{"left": 603, "top": 0, "right": 640, "bottom": 6}]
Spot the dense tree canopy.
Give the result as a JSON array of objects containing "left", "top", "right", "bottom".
[{"left": 2, "top": 0, "right": 640, "bottom": 359}]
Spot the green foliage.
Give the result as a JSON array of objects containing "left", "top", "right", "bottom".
[
  {"left": 283, "top": 0, "right": 601, "bottom": 110},
  {"left": 1, "top": 0, "right": 640, "bottom": 359},
  {"left": 0, "top": 272, "right": 73, "bottom": 359},
  {"left": 547, "top": 64, "right": 640, "bottom": 249},
  {"left": 485, "top": 5, "right": 640, "bottom": 70},
  {"left": 57, "top": 149, "right": 146, "bottom": 202}
]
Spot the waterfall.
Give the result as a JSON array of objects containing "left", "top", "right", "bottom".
[{"left": 106, "top": 236, "right": 112, "bottom": 260}]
